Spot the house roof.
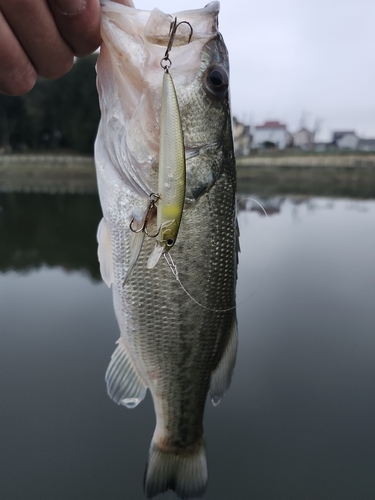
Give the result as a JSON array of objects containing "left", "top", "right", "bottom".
[
  {"left": 255, "top": 121, "right": 286, "bottom": 130},
  {"left": 332, "top": 131, "right": 356, "bottom": 141},
  {"left": 358, "top": 138, "right": 375, "bottom": 147}
]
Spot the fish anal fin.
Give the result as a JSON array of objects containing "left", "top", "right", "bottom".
[
  {"left": 210, "top": 312, "right": 238, "bottom": 406},
  {"left": 105, "top": 338, "right": 147, "bottom": 408},
  {"left": 144, "top": 440, "right": 207, "bottom": 499},
  {"left": 97, "top": 218, "right": 113, "bottom": 288}
]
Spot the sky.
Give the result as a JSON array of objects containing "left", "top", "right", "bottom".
[{"left": 131, "top": 0, "right": 375, "bottom": 141}]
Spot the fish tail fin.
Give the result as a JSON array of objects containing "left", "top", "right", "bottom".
[{"left": 144, "top": 440, "right": 207, "bottom": 499}]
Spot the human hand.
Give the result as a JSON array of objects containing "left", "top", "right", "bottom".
[{"left": 0, "top": 0, "right": 101, "bottom": 96}]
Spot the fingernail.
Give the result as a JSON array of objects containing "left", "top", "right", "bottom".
[{"left": 53, "top": 0, "right": 87, "bottom": 16}]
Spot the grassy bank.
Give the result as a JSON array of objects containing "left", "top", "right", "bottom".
[
  {"left": 237, "top": 153, "right": 375, "bottom": 168},
  {"left": 0, "top": 154, "right": 96, "bottom": 193},
  {"left": 1, "top": 153, "right": 375, "bottom": 198},
  {"left": 236, "top": 153, "right": 375, "bottom": 198},
  {"left": 237, "top": 164, "right": 375, "bottom": 198}
]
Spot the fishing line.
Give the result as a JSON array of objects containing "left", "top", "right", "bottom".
[
  {"left": 163, "top": 197, "right": 271, "bottom": 312},
  {"left": 163, "top": 252, "right": 237, "bottom": 313},
  {"left": 235, "top": 197, "right": 272, "bottom": 306}
]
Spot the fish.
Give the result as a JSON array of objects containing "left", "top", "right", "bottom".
[{"left": 95, "top": 1, "right": 238, "bottom": 498}]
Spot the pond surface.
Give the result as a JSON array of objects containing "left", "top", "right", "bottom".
[{"left": 1, "top": 190, "right": 375, "bottom": 500}]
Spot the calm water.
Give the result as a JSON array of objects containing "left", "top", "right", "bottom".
[{"left": 1, "top": 191, "right": 375, "bottom": 500}]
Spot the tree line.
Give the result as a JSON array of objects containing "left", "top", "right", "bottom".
[{"left": 0, "top": 55, "right": 100, "bottom": 155}]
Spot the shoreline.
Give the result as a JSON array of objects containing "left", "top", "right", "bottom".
[
  {"left": 0, "top": 154, "right": 97, "bottom": 194},
  {"left": 237, "top": 153, "right": 375, "bottom": 168},
  {"left": 1, "top": 153, "right": 375, "bottom": 198}
]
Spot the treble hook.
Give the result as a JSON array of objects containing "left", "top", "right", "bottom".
[
  {"left": 129, "top": 193, "right": 160, "bottom": 237},
  {"left": 160, "top": 18, "right": 193, "bottom": 71}
]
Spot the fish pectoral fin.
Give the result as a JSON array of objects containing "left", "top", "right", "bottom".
[
  {"left": 147, "top": 243, "right": 164, "bottom": 269},
  {"left": 97, "top": 218, "right": 113, "bottom": 288},
  {"left": 105, "top": 338, "right": 147, "bottom": 408},
  {"left": 123, "top": 230, "right": 145, "bottom": 285},
  {"left": 209, "top": 312, "right": 238, "bottom": 406}
]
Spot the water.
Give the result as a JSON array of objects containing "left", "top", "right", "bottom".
[{"left": 1, "top": 191, "right": 375, "bottom": 500}]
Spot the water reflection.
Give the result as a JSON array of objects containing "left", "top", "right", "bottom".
[
  {"left": 0, "top": 193, "right": 102, "bottom": 279},
  {"left": 1, "top": 192, "right": 375, "bottom": 499}
]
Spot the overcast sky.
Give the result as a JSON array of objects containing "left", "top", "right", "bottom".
[{"left": 134, "top": 0, "right": 375, "bottom": 141}]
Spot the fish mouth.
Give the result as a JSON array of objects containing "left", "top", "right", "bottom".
[
  {"left": 97, "top": 1, "right": 222, "bottom": 188},
  {"left": 99, "top": 1, "right": 220, "bottom": 94},
  {"left": 144, "top": 1, "right": 219, "bottom": 48}
]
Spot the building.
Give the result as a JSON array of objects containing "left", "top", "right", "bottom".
[
  {"left": 332, "top": 131, "right": 359, "bottom": 150},
  {"left": 252, "top": 121, "right": 288, "bottom": 150},
  {"left": 232, "top": 117, "right": 252, "bottom": 157},
  {"left": 293, "top": 127, "right": 314, "bottom": 150},
  {"left": 358, "top": 138, "right": 375, "bottom": 152}
]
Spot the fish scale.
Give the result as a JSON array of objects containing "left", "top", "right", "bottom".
[{"left": 112, "top": 173, "right": 236, "bottom": 440}]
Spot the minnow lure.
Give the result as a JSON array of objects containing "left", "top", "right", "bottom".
[{"left": 147, "top": 19, "right": 192, "bottom": 268}]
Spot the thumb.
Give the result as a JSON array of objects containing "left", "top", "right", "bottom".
[{"left": 49, "top": 0, "right": 101, "bottom": 56}]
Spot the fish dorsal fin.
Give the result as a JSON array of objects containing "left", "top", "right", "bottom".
[
  {"left": 97, "top": 218, "right": 113, "bottom": 288},
  {"left": 105, "top": 338, "right": 147, "bottom": 408},
  {"left": 209, "top": 312, "right": 238, "bottom": 406}
]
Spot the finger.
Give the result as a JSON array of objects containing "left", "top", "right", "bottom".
[
  {"left": 48, "top": 0, "right": 101, "bottom": 57},
  {"left": 0, "top": 0, "right": 73, "bottom": 80},
  {"left": 111, "top": 0, "right": 135, "bottom": 6},
  {"left": 0, "top": 10, "right": 36, "bottom": 95}
]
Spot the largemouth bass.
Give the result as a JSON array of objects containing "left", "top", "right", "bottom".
[{"left": 95, "top": 1, "right": 238, "bottom": 498}]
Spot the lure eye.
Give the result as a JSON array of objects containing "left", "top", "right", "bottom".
[
  {"left": 204, "top": 64, "right": 229, "bottom": 99},
  {"left": 166, "top": 238, "right": 174, "bottom": 247}
]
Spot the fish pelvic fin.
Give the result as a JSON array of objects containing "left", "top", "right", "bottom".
[
  {"left": 210, "top": 312, "right": 238, "bottom": 406},
  {"left": 144, "top": 440, "right": 207, "bottom": 500},
  {"left": 105, "top": 338, "right": 147, "bottom": 409},
  {"left": 97, "top": 218, "right": 113, "bottom": 288}
]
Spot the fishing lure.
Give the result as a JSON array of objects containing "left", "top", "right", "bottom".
[{"left": 147, "top": 18, "right": 192, "bottom": 269}]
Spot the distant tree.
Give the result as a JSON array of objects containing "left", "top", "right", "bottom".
[
  {"left": 22, "top": 78, "right": 54, "bottom": 150},
  {"left": 53, "top": 54, "right": 101, "bottom": 153},
  {"left": 0, "top": 94, "right": 30, "bottom": 151},
  {"left": 0, "top": 54, "right": 100, "bottom": 154}
]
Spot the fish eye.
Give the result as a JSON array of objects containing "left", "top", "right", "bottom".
[
  {"left": 210, "top": 69, "right": 224, "bottom": 86},
  {"left": 204, "top": 64, "right": 229, "bottom": 99},
  {"left": 166, "top": 238, "right": 174, "bottom": 247}
]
